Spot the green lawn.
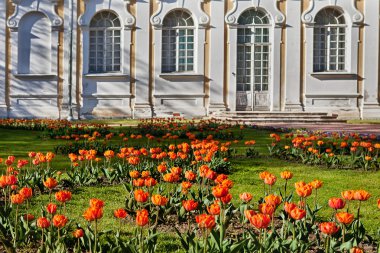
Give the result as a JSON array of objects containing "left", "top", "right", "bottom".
[{"left": 0, "top": 124, "right": 379, "bottom": 251}]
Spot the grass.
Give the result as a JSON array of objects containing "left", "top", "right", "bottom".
[
  {"left": 0, "top": 123, "right": 379, "bottom": 251},
  {"left": 347, "top": 119, "right": 380, "bottom": 124}
]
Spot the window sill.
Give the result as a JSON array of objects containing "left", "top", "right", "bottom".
[
  {"left": 159, "top": 73, "right": 204, "bottom": 81},
  {"left": 14, "top": 73, "right": 57, "bottom": 79},
  {"left": 84, "top": 73, "right": 129, "bottom": 79},
  {"left": 310, "top": 72, "right": 357, "bottom": 79}
]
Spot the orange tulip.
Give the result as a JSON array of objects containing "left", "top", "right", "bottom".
[
  {"left": 73, "top": 229, "right": 84, "bottom": 238},
  {"left": 136, "top": 209, "right": 149, "bottom": 226},
  {"left": 239, "top": 192, "right": 253, "bottom": 203},
  {"left": 83, "top": 207, "right": 103, "bottom": 221},
  {"left": 43, "top": 178, "right": 58, "bottom": 190},
  {"left": 221, "top": 179, "right": 234, "bottom": 189},
  {"left": 377, "top": 199, "right": 380, "bottom": 209},
  {"left": 280, "top": 171, "right": 293, "bottom": 180},
  {"left": 244, "top": 210, "right": 256, "bottom": 220},
  {"left": 319, "top": 222, "right": 339, "bottom": 235},
  {"left": 37, "top": 217, "right": 50, "bottom": 229},
  {"left": 185, "top": 171, "right": 196, "bottom": 181},
  {"left": 296, "top": 184, "right": 313, "bottom": 198},
  {"left": 290, "top": 207, "right": 306, "bottom": 220},
  {"left": 336, "top": 212, "right": 354, "bottom": 225},
  {"left": 129, "top": 170, "right": 140, "bottom": 179},
  {"left": 264, "top": 194, "right": 282, "bottom": 207},
  {"left": 53, "top": 214, "right": 68, "bottom": 228},
  {"left": 353, "top": 190, "right": 371, "bottom": 201},
  {"left": 46, "top": 203, "right": 57, "bottom": 214},
  {"left": 249, "top": 213, "right": 271, "bottom": 229},
  {"left": 24, "top": 214, "right": 35, "bottom": 221},
  {"left": 309, "top": 179, "right": 323, "bottom": 189},
  {"left": 133, "top": 178, "right": 145, "bottom": 187},
  {"left": 264, "top": 174, "right": 277, "bottom": 186},
  {"left": 151, "top": 194, "right": 168, "bottom": 206},
  {"left": 114, "top": 208, "right": 128, "bottom": 219},
  {"left": 350, "top": 247, "right": 364, "bottom": 253},
  {"left": 182, "top": 199, "right": 199, "bottom": 212},
  {"left": 207, "top": 203, "right": 221, "bottom": 215},
  {"left": 11, "top": 194, "right": 24, "bottom": 205},
  {"left": 144, "top": 177, "right": 157, "bottom": 187},
  {"left": 328, "top": 198, "right": 345, "bottom": 210},
  {"left": 195, "top": 214, "right": 216, "bottom": 229},
  {"left": 341, "top": 190, "right": 355, "bottom": 201},
  {"left": 212, "top": 186, "right": 229, "bottom": 198},
  {"left": 284, "top": 202, "right": 297, "bottom": 214},
  {"left": 259, "top": 171, "right": 271, "bottom": 180},
  {"left": 55, "top": 190, "right": 72, "bottom": 203},
  {"left": 19, "top": 187, "right": 33, "bottom": 199},
  {"left": 141, "top": 171, "right": 150, "bottom": 178},
  {"left": 90, "top": 198, "right": 105, "bottom": 208},
  {"left": 220, "top": 193, "right": 232, "bottom": 204},
  {"left": 134, "top": 189, "right": 149, "bottom": 203},
  {"left": 258, "top": 203, "right": 275, "bottom": 216}
]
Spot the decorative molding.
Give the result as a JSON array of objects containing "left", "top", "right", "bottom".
[
  {"left": 78, "top": 0, "right": 135, "bottom": 28},
  {"left": 225, "top": 0, "right": 238, "bottom": 25},
  {"left": 198, "top": 0, "right": 210, "bottom": 27},
  {"left": 151, "top": 0, "right": 163, "bottom": 27},
  {"left": 123, "top": 0, "right": 136, "bottom": 29},
  {"left": 301, "top": 0, "right": 363, "bottom": 25},
  {"left": 150, "top": 0, "right": 210, "bottom": 28},
  {"left": 225, "top": 0, "right": 285, "bottom": 27},
  {"left": 301, "top": 0, "right": 315, "bottom": 24},
  {"left": 7, "top": 0, "right": 63, "bottom": 31}
]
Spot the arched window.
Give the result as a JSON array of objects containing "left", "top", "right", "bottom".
[
  {"left": 313, "top": 8, "right": 346, "bottom": 72},
  {"left": 162, "top": 10, "right": 194, "bottom": 73},
  {"left": 236, "top": 9, "right": 270, "bottom": 94},
  {"left": 89, "top": 11, "right": 121, "bottom": 73}
]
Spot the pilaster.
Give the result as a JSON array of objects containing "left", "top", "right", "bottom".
[
  {"left": 362, "top": 0, "right": 380, "bottom": 118},
  {"left": 134, "top": 0, "right": 152, "bottom": 118},
  {"left": 0, "top": 0, "right": 7, "bottom": 117},
  {"left": 208, "top": 0, "right": 226, "bottom": 113},
  {"left": 284, "top": 0, "right": 303, "bottom": 111}
]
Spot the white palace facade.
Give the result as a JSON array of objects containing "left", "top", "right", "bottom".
[{"left": 0, "top": 0, "right": 380, "bottom": 119}]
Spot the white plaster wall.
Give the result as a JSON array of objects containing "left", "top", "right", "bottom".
[
  {"left": 362, "top": 0, "right": 380, "bottom": 118},
  {"left": 7, "top": 0, "right": 62, "bottom": 118},
  {"left": 150, "top": 0, "right": 209, "bottom": 117},
  {"left": 0, "top": 0, "right": 7, "bottom": 117},
  {"left": 78, "top": 0, "right": 135, "bottom": 118},
  {"left": 301, "top": 0, "right": 364, "bottom": 118}
]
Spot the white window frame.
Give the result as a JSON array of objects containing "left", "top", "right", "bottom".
[
  {"left": 89, "top": 12, "right": 122, "bottom": 73},
  {"left": 161, "top": 11, "right": 195, "bottom": 73},
  {"left": 313, "top": 8, "right": 346, "bottom": 73}
]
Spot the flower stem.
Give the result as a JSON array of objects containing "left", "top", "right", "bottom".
[{"left": 13, "top": 205, "right": 19, "bottom": 248}]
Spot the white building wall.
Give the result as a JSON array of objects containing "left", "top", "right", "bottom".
[
  {"left": 0, "top": 0, "right": 379, "bottom": 119},
  {"left": 301, "top": 0, "right": 363, "bottom": 118},
  {"left": 362, "top": 0, "right": 380, "bottom": 118},
  {"left": 7, "top": 0, "right": 63, "bottom": 118},
  {"left": 150, "top": 0, "right": 209, "bottom": 117},
  {"left": 78, "top": 0, "right": 135, "bottom": 118},
  {"left": 0, "top": 0, "right": 7, "bottom": 117}
]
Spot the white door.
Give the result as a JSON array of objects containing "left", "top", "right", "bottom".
[{"left": 236, "top": 11, "right": 270, "bottom": 111}]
